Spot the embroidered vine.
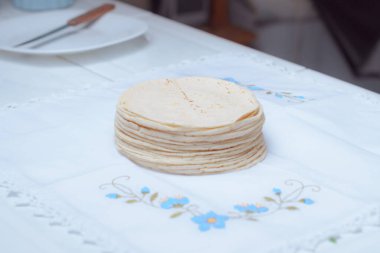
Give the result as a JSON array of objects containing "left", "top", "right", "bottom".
[
  {"left": 222, "top": 77, "right": 311, "bottom": 103},
  {"left": 100, "top": 177, "right": 320, "bottom": 232}
]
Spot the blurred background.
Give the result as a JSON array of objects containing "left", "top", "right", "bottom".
[{"left": 123, "top": 0, "right": 380, "bottom": 93}]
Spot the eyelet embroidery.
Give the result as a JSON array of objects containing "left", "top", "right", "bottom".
[{"left": 100, "top": 177, "right": 320, "bottom": 232}]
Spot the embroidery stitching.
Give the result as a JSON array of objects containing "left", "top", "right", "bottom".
[
  {"left": 222, "top": 77, "right": 312, "bottom": 103},
  {"left": 100, "top": 177, "right": 320, "bottom": 232}
]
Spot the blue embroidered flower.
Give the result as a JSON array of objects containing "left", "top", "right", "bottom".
[
  {"left": 160, "top": 197, "right": 190, "bottom": 209},
  {"left": 191, "top": 211, "right": 229, "bottom": 231},
  {"left": 272, "top": 188, "right": 282, "bottom": 195},
  {"left": 222, "top": 77, "right": 240, "bottom": 84},
  {"left": 106, "top": 193, "right": 120, "bottom": 199},
  {"left": 275, "top": 92, "right": 283, "bottom": 98},
  {"left": 302, "top": 198, "right": 314, "bottom": 205},
  {"left": 234, "top": 203, "right": 269, "bottom": 213},
  {"left": 295, "top": 95, "right": 305, "bottom": 99},
  {"left": 247, "top": 85, "right": 264, "bottom": 91},
  {"left": 141, "top": 187, "right": 150, "bottom": 194}
]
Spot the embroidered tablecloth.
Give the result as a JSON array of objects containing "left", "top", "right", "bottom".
[{"left": 1, "top": 54, "right": 379, "bottom": 253}]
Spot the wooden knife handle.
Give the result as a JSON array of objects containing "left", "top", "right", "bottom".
[{"left": 67, "top": 4, "right": 115, "bottom": 26}]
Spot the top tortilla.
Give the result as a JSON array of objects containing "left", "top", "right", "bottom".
[{"left": 118, "top": 77, "right": 260, "bottom": 129}]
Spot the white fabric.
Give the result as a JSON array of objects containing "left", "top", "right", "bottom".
[{"left": 1, "top": 54, "right": 379, "bottom": 253}]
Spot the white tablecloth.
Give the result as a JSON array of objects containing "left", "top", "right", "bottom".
[{"left": 1, "top": 54, "right": 379, "bottom": 253}]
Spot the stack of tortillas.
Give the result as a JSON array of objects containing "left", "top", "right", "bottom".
[{"left": 115, "top": 77, "right": 266, "bottom": 175}]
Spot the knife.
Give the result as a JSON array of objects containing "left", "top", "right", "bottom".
[{"left": 14, "top": 3, "right": 115, "bottom": 48}]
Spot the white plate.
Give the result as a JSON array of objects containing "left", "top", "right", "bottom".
[{"left": 0, "top": 10, "right": 148, "bottom": 55}]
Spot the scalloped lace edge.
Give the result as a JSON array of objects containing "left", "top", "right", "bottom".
[
  {"left": 1, "top": 168, "right": 379, "bottom": 253},
  {"left": 0, "top": 169, "right": 131, "bottom": 253},
  {"left": 271, "top": 204, "right": 380, "bottom": 253}
]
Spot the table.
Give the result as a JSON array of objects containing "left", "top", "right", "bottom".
[{"left": 1, "top": 1, "right": 379, "bottom": 253}]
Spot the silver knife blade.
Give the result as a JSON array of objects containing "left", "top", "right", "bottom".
[
  {"left": 13, "top": 3, "right": 115, "bottom": 48},
  {"left": 14, "top": 24, "right": 68, "bottom": 48}
]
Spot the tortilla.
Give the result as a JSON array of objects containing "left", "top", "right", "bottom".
[{"left": 115, "top": 77, "right": 267, "bottom": 175}]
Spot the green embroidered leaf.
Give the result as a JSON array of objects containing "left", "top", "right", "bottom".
[
  {"left": 150, "top": 192, "right": 158, "bottom": 202},
  {"left": 170, "top": 212, "right": 183, "bottom": 218},
  {"left": 286, "top": 206, "right": 298, "bottom": 210},
  {"left": 126, "top": 199, "right": 138, "bottom": 204},
  {"left": 328, "top": 236, "right": 339, "bottom": 244},
  {"left": 264, "top": 196, "right": 276, "bottom": 202}
]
